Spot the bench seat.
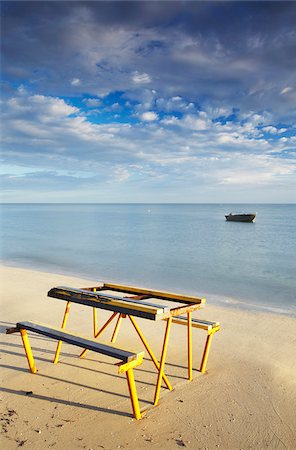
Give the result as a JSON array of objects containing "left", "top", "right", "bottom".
[
  {"left": 7, "top": 321, "right": 144, "bottom": 419},
  {"left": 16, "top": 321, "right": 140, "bottom": 362},
  {"left": 172, "top": 315, "right": 220, "bottom": 373},
  {"left": 172, "top": 316, "right": 220, "bottom": 331}
]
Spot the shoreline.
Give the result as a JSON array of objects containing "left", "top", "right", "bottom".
[
  {"left": 2, "top": 260, "right": 295, "bottom": 319},
  {"left": 1, "top": 265, "right": 296, "bottom": 449}
]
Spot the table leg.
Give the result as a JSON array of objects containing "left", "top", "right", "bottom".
[
  {"left": 111, "top": 313, "right": 123, "bottom": 343},
  {"left": 128, "top": 315, "right": 172, "bottom": 391},
  {"left": 93, "top": 307, "right": 98, "bottom": 337},
  {"left": 153, "top": 317, "right": 172, "bottom": 406},
  {"left": 187, "top": 311, "right": 193, "bottom": 380},
  {"left": 53, "top": 301, "right": 71, "bottom": 364},
  {"left": 92, "top": 288, "right": 98, "bottom": 336}
]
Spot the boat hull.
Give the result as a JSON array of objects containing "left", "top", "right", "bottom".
[{"left": 225, "top": 213, "right": 256, "bottom": 223}]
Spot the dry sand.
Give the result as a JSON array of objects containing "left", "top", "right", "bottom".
[{"left": 1, "top": 265, "right": 296, "bottom": 450}]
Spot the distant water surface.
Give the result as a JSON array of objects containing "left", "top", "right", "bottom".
[{"left": 1, "top": 204, "right": 295, "bottom": 316}]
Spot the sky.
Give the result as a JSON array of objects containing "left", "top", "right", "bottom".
[{"left": 1, "top": 1, "right": 296, "bottom": 203}]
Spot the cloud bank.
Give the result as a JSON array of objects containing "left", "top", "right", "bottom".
[{"left": 1, "top": 1, "right": 295, "bottom": 202}]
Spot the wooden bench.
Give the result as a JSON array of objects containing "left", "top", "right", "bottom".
[
  {"left": 6, "top": 321, "right": 144, "bottom": 420},
  {"left": 172, "top": 316, "right": 220, "bottom": 373}
]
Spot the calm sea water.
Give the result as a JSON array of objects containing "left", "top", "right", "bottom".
[{"left": 1, "top": 204, "right": 295, "bottom": 316}]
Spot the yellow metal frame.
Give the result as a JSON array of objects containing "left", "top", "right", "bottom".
[
  {"left": 111, "top": 314, "right": 123, "bottom": 343},
  {"left": 102, "top": 282, "right": 205, "bottom": 304},
  {"left": 117, "top": 352, "right": 144, "bottom": 420},
  {"left": 53, "top": 300, "right": 71, "bottom": 364},
  {"left": 187, "top": 311, "right": 193, "bottom": 381},
  {"left": 154, "top": 317, "right": 172, "bottom": 406},
  {"left": 50, "top": 282, "right": 219, "bottom": 408},
  {"left": 200, "top": 326, "right": 220, "bottom": 373},
  {"left": 93, "top": 288, "right": 98, "bottom": 336},
  {"left": 20, "top": 329, "right": 37, "bottom": 374},
  {"left": 93, "top": 307, "right": 98, "bottom": 336}
]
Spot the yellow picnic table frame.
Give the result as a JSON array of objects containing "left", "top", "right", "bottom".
[{"left": 48, "top": 283, "right": 206, "bottom": 406}]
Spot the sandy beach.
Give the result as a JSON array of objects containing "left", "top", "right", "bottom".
[{"left": 1, "top": 265, "right": 296, "bottom": 450}]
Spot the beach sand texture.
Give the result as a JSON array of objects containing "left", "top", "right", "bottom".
[{"left": 1, "top": 266, "right": 296, "bottom": 449}]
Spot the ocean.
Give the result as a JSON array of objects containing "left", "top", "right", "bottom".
[{"left": 1, "top": 203, "right": 295, "bottom": 316}]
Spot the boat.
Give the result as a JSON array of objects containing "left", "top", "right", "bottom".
[{"left": 225, "top": 212, "right": 256, "bottom": 222}]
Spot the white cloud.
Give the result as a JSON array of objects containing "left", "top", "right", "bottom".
[
  {"left": 71, "top": 78, "right": 81, "bottom": 86},
  {"left": 205, "top": 106, "right": 231, "bottom": 118},
  {"left": 17, "top": 84, "right": 26, "bottom": 94},
  {"left": 140, "top": 111, "right": 158, "bottom": 121},
  {"left": 262, "top": 126, "right": 287, "bottom": 134},
  {"left": 6, "top": 95, "right": 79, "bottom": 123},
  {"left": 220, "top": 154, "right": 294, "bottom": 185},
  {"left": 262, "top": 126, "right": 278, "bottom": 134},
  {"left": 132, "top": 72, "right": 151, "bottom": 84},
  {"left": 10, "top": 119, "right": 52, "bottom": 138},
  {"left": 161, "top": 116, "right": 180, "bottom": 126},
  {"left": 182, "top": 113, "right": 210, "bottom": 131},
  {"left": 218, "top": 133, "right": 239, "bottom": 144},
  {"left": 31, "top": 95, "right": 78, "bottom": 117},
  {"left": 280, "top": 86, "right": 293, "bottom": 95},
  {"left": 112, "top": 166, "right": 130, "bottom": 182},
  {"left": 85, "top": 98, "right": 101, "bottom": 107},
  {"left": 156, "top": 96, "right": 196, "bottom": 113},
  {"left": 2, "top": 89, "right": 296, "bottom": 202}
]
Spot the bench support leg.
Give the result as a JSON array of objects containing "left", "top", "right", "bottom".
[
  {"left": 53, "top": 301, "right": 71, "bottom": 364},
  {"left": 20, "top": 329, "right": 37, "bottom": 374},
  {"left": 111, "top": 314, "right": 123, "bottom": 343},
  {"left": 128, "top": 315, "right": 172, "bottom": 391},
  {"left": 154, "top": 317, "right": 172, "bottom": 406},
  {"left": 126, "top": 368, "right": 141, "bottom": 420},
  {"left": 80, "top": 312, "right": 118, "bottom": 358},
  {"left": 187, "top": 311, "right": 193, "bottom": 381},
  {"left": 200, "top": 332, "right": 213, "bottom": 373}
]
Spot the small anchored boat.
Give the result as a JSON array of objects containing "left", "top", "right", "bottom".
[{"left": 225, "top": 212, "right": 256, "bottom": 223}]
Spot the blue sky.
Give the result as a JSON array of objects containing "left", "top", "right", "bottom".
[{"left": 1, "top": 1, "right": 296, "bottom": 203}]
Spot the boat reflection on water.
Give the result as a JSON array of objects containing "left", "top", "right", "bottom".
[{"left": 225, "top": 213, "right": 256, "bottom": 223}]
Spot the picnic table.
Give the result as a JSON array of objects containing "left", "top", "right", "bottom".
[{"left": 48, "top": 282, "right": 220, "bottom": 406}]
